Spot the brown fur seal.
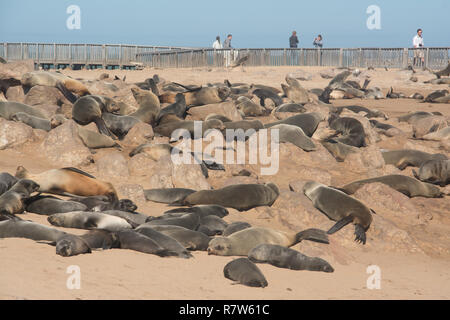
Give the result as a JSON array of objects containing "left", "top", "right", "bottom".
[
  {"left": 413, "top": 160, "right": 450, "bottom": 187},
  {"left": 333, "top": 105, "right": 388, "bottom": 120},
  {"left": 154, "top": 119, "right": 224, "bottom": 139},
  {"left": 78, "top": 229, "right": 120, "bottom": 250},
  {"left": 235, "top": 96, "right": 266, "bottom": 116},
  {"left": 157, "top": 93, "right": 186, "bottom": 121},
  {"left": 25, "top": 195, "right": 88, "bottom": 215},
  {"left": 16, "top": 166, "right": 119, "bottom": 202},
  {"left": 248, "top": 244, "right": 334, "bottom": 273},
  {"left": 303, "top": 181, "right": 373, "bottom": 244},
  {"left": 48, "top": 211, "right": 132, "bottom": 231},
  {"left": 207, "top": 227, "right": 329, "bottom": 256},
  {"left": 101, "top": 112, "right": 140, "bottom": 140},
  {"left": 69, "top": 196, "right": 137, "bottom": 213},
  {"left": 114, "top": 230, "right": 178, "bottom": 257},
  {"left": 77, "top": 125, "right": 119, "bottom": 149},
  {"left": 381, "top": 150, "right": 448, "bottom": 170},
  {"left": 338, "top": 174, "right": 443, "bottom": 198},
  {"left": 129, "top": 87, "right": 160, "bottom": 125},
  {"left": 0, "top": 172, "right": 18, "bottom": 196},
  {"left": 271, "top": 124, "right": 317, "bottom": 151},
  {"left": 72, "top": 95, "right": 119, "bottom": 137},
  {"left": 11, "top": 112, "right": 65, "bottom": 131},
  {"left": 163, "top": 205, "right": 229, "bottom": 218},
  {"left": 264, "top": 112, "right": 323, "bottom": 137},
  {"left": 21, "top": 71, "right": 90, "bottom": 97},
  {"left": 0, "top": 101, "right": 48, "bottom": 120},
  {"left": 321, "top": 139, "right": 358, "bottom": 162},
  {"left": 0, "top": 179, "right": 40, "bottom": 218},
  {"left": 181, "top": 183, "right": 280, "bottom": 211},
  {"left": 282, "top": 75, "right": 309, "bottom": 104},
  {"left": 223, "top": 258, "right": 268, "bottom": 288},
  {"left": 142, "top": 225, "right": 211, "bottom": 251},
  {"left": 327, "top": 113, "right": 366, "bottom": 148},
  {"left": 144, "top": 188, "right": 196, "bottom": 204},
  {"left": 252, "top": 88, "right": 283, "bottom": 107},
  {"left": 222, "top": 221, "right": 252, "bottom": 236}
]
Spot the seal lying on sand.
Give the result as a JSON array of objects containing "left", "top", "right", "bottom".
[
  {"left": 223, "top": 258, "right": 268, "bottom": 288},
  {"left": 413, "top": 160, "right": 450, "bottom": 187},
  {"left": 0, "top": 179, "right": 40, "bottom": 219},
  {"left": 381, "top": 150, "right": 448, "bottom": 170}
]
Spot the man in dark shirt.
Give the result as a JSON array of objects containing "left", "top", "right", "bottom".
[{"left": 289, "top": 31, "right": 299, "bottom": 48}]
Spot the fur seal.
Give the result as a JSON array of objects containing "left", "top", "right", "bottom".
[
  {"left": 0, "top": 219, "right": 67, "bottom": 242},
  {"left": 184, "top": 86, "right": 230, "bottom": 106},
  {"left": 145, "top": 212, "right": 201, "bottom": 230},
  {"left": 422, "top": 127, "right": 450, "bottom": 141},
  {"left": 204, "top": 113, "right": 232, "bottom": 123},
  {"left": 248, "top": 244, "right": 334, "bottom": 273},
  {"left": 264, "top": 112, "right": 323, "bottom": 137},
  {"left": 25, "top": 195, "right": 88, "bottom": 215},
  {"left": 338, "top": 174, "right": 443, "bottom": 198},
  {"left": 101, "top": 112, "right": 140, "bottom": 140},
  {"left": 327, "top": 114, "right": 366, "bottom": 148},
  {"left": 21, "top": 71, "right": 90, "bottom": 97},
  {"left": 129, "top": 143, "right": 171, "bottom": 160},
  {"left": 142, "top": 225, "right": 211, "bottom": 251},
  {"left": 222, "top": 120, "right": 264, "bottom": 135},
  {"left": 273, "top": 103, "right": 306, "bottom": 114},
  {"left": 197, "top": 215, "right": 228, "bottom": 236},
  {"left": 0, "top": 172, "right": 18, "bottom": 196},
  {"left": 321, "top": 139, "right": 358, "bottom": 162},
  {"left": 128, "top": 87, "right": 160, "bottom": 125},
  {"left": 369, "top": 120, "right": 402, "bottom": 137},
  {"left": 271, "top": 124, "right": 317, "bottom": 151},
  {"left": 0, "top": 101, "right": 48, "bottom": 120},
  {"left": 222, "top": 221, "right": 252, "bottom": 236},
  {"left": 115, "top": 230, "right": 178, "bottom": 257},
  {"left": 235, "top": 96, "right": 266, "bottom": 116},
  {"left": 433, "top": 94, "right": 450, "bottom": 103},
  {"left": 144, "top": 188, "right": 196, "bottom": 204},
  {"left": 16, "top": 167, "right": 119, "bottom": 202},
  {"left": 69, "top": 196, "right": 137, "bottom": 213},
  {"left": 333, "top": 105, "right": 388, "bottom": 120},
  {"left": 181, "top": 183, "right": 280, "bottom": 211},
  {"left": 381, "top": 150, "right": 448, "bottom": 170},
  {"left": 134, "top": 225, "right": 193, "bottom": 258},
  {"left": 413, "top": 160, "right": 450, "bottom": 187},
  {"left": 157, "top": 93, "right": 186, "bottom": 121},
  {"left": 163, "top": 205, "right": 229, "bottom": 218},
  {"left": 77, "top": 125, "right": 119, "bottom": 149},
  {"left": 303, "top": 181, "right": 373, "bottom": 244},
  {"left": 282, "top": 75, "right": 309, "bottom": 104},
  {"left": 11, "top": 112, "right": 51, "bottom": 131},
  {"left": 55, "top": 234, "right": 92, "bottom": 257},
  {"left": 154, "top": 119, "right": 224, "bottom": 139},
  {"left": 252, "top": 88, "right": 283, "bottom": 107},
  {"left": 424, "top": 90, "right": 449, "bottom": 103},
  {"left": 47, "top": 211, "right": 132, "bottom": 231},
  {"left": 101, "top": 210, "right": 147, "bottom": 226},
  {"left": 78, "top": 229, "right": 120, "bottom": 250},
  {"left": 72, "top": 95, "right": 119, "bottom": 138},
  {"left": 397, "top": 111, "right": 442, "bottom": 124},
  {"left": 0, "top": 179, "right": 40, "bottom": 218},
  {"left": 208, "top": 227, "right": 329, "bottom": 256},
  {"left": 223, "top": 258, "right": 268, "bottom": 288}
]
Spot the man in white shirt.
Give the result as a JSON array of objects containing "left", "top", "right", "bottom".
[{"left": 413, "top": 29, "right": 424, "bottom": 66}]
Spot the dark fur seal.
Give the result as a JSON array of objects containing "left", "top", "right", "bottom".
[
  {"left": 197, "top": 215, "right": 228, "bottom": 236},
  {"left": 72, "top": 95, "right": 119, "bottom": 138},
  {"left": 252, "top": 88, "right": 283, "bottom": 107},
  {"left": 0, "top": 179, "right": 40, "bottom": 218},
  {"left": 264, "top": 112, "right": 323, "bottom": 137},
  {"left": 222, "top": 221, "right": 252, "bottom": 236},
  {"left": 304, "top": 181, "right": 373, "bottom": 244},
  {"left": 181, "top": 183, "right": 280, "bottom": 211},
  {"left": 144, "top": 225, "right": 211, "bottom": 251},
  {"left": 381, "top": 150, "right": 448, "bottom": 170},
  {"left": 157, "top": 93, "right": 186, "bottom": 121},
  {"left": 327, "top": 114, "right": 366, "bottom": 148},
  {"left": 208, "top": 227, "right": 329, "bottom": 256},
  {"left": 55, "top": 234, "right": 92, "bottom": 257},
  {"left": 25, "top": 195, "right": 88, "bottom": 215},
  {"left": 0, "top": 101, "right": 48, "bottom": 120},
  {"left": 129, "top": 87, "right": 160, "bottom": 125},
  {"left": 145, "top": 212, "right": 201, "bottom": 230},
  {"left": 115, "top": 230, "right": 178, "bottom": 257},
  {"left": 79, "top": 229, "right": 120, "bottom": 250},
  {"left": 102, "top": 112, "right": 140, "bottom": 140},
  {"left": 223, "top": 258, "right": 268, "bottom": 288},
  {"left": 338, "top": 174, "right": 443, "bottom": 198},
  {"left": 163, "top": 205, "right": 229, "bottom": 218},
  {"left": 47, "top": 211, "right": 132, "bottom": 231},
  {"left": 271, "top": 124, "right": 317, "bottom": 151},
  {"left": 0, "top": 172, "right": 18, "bottom": 196},
  {"left": 334, "top": 105, "right": 387, "bottom": 119},
  {"left": 248, "top": 244, "right": 334, "bottom": 273},
  {"left": 413, "top": 160, "right": 450, "bottom": 187},
  {"left": 69, "top": 196, "right": 137, "bottom": 213}
]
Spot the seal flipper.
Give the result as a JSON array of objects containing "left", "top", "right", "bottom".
[
  {"left": 327, "top": 215, "right": 354, "bottom": 235},
  {"left": 62, "top": 167, "right": 96, "bottom": 179},
  {"left": 93, "top": 117, "right": 117, "bottom": 140},
  {"left": 295, "top": 228, "right": 329, "bottom": 245},
  {"left": 354, "top": 224, "right": 367, "bottom": 244},
  {"left": 55, "top": 81, "right": 78, "bottom": 104}
]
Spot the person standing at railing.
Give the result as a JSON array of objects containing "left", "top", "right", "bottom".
[
  {"left": 289, "top": 31, "right": 299, "bottom": 48},
  {"left": 223, "top": 34, "right": 234, "bottom": 67},
  {"left": 413, "top": 28, "right": 425, "bottom": 67},
  {"left": 313, "top": 35, "right": 323, "bottom": 66},
  {"left": 213, "top": 36, "right": 222, "bottom": 49}
]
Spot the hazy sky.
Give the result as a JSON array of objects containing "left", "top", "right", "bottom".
[{"left": 1, "top": 0, "right": 449, "bottom": 48}]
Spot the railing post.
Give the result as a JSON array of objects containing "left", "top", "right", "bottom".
[
  {"left": 300, "top": 48, "right": 304, "bottom": 66},
  {"left": 85, "top": 44, "right": 88, "bottom": 68},
  {"left": 36, "top": 44, "right": 40, "bottom": 68},
  {"left": 119, "top": 44, "right": 122, "bottom": 68},
  {"left": 102, "top": 44, "right": 106, "bottom": 68},
  {"left": 317, "top": 48, "right": 321, "bottom": 66},
  {"left": 425, "top": 48, "right": 429, "bottom": 68},
  {"left": 402, "top": 48, "right": 408, "bottom": 68},
  {"left": 190, "top": 50, "right": 193, "bottom": 68},
  {"left": 339, "top": 48, "right": 343, "bottom": 67},
  {"left": 283, "top": 48, "right": 286, "bottom": 66},
  {"left": 20, "top": 42, "right": 24, "bottom": 60},
  {"left": 69, "top": 44, "right": 72, "bottom": 68},
  {"left": 54, "top": 43, "right": 57, "bottom": 67}
]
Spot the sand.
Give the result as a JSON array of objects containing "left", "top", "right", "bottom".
[{"left": 1, "top": 66, "right": 449, "bottom": 300}]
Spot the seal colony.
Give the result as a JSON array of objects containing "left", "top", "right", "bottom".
[{"left": 0, "top": 63, "right": 449, "bottom": 292}]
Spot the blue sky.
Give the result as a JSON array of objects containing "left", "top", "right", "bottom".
[{"left": 0, "top": 0, "right": 449, "bottom": 48}]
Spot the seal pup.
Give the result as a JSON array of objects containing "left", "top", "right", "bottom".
[
  {"left": 55, "top": 234, "right": 92, "bottom": 257},
  {"left": 338, "top": 174, "right": 443, "bottom": 198},
  {"left": 11, "top": 112, "right": 52, "bottom": 131},
  {"left": 16, "top": 166, "right": 119, "bottom": 202},
  {"left": 381, "top": 150, "right": 448, "bottom": 170},
  {"left": 222, "top": 222, "right": 252, "bottom": 237},
  {"left": 207, "top": 227, "right": 329, "bottom": 256},
  {"left": 270, "top": 124, "right": 317, "bottom": 151},
  {"left": 304, "top": 181, "right": 373, "bottom": 244},
  {"left": 0, "top": 179, "right": 40, "bottom": 218},
  {"left": 129, "top": 87, "right": 160, "bottom": 125},
  {"left": 181, "top": 183, "right": 279, "bottom": 211},
  {"left": 134, "top": 226, "right": 193, "bottom": 258},
  {"left": 248, "top": 244, "right": 334, "bottom": 273},
  {"left": 413, "top": 160, "right": 450, "bottom": 187},
  {"left": 79, "top": 229, "right": 120, "bottom": 250},
  {"left": 72, "top": 95, "right": 120, "bottom": 138},
  {"left": 25, "top": 195, "right": 88, "bottom": 215},
  {"left": 114, "top": 230, "right": 178, "bottom": 257},
  {"left": 223, "top": 258, "right": 268, "bottom": 288},
  {"left": 327, "top": 113, "right": 366, "bottom": 148},
  {"left": 142, "top": 225, "right": 211, "bottom": 251},
  {"left": 0, "top": 172, "right": 18, "bottom": 196},
  {"left": 264, "top": 112, "right": 323, "bottom": 137},
  {"left": 143, "top": 188, "right": 196, "bottom": 204},
  {"left": 69, "top": 196, "right": 137, "bottom": 212},
  {"left": 47, "top": 211, "right": 132, "bottom": 232}
]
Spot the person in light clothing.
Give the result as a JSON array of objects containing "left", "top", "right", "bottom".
[
  {"left": 413, "top": 29, "right": 424, "bottom": 66},
  {"left": 223, "top": 34, "right": 234, "bottom": 67},
  {"left": 212, "top": 36, "right": 222, "bottom": 49}
]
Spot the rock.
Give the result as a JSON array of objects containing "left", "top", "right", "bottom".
[
  {"left": 345, "top": 145, "right": 385, "bottom": 171},
  {"left": 24, "top": 85, "right": 69, "bottom": 106},
  {"left": 171, "top": 154, "right": 211, "bottom": 190},
  {"left": 5, "top": 86, "right": 25, "bottom": 103},
  {"left": 0, "top": 60, "right": 34, "bottom": 85},
  {"left": 320, "top": 68, "right": 339, "bottom": 79},
  {"left": 34, "top": 104, "right": 60, "bottom": 118},
  {"left": 287, "top": 71, "right": 312, "bottom": 81},
  {"left": 117, "top": 184, "right": 146, "bottom": 206},
  {"left": 289, "top": 167, "right": 332, "bottom": 188},
  {"left": 128, "top": 153, "right": 157, "bottom": 177},
  {"left": 0, "top": 118, "right": 34, "bottom": 150},
  {"left": 187, "top": 101, "right": 243, "bottom": 121},
  {"left": 147, "top": 155, "right": 174, "bottom": 188},
  {"left": 121, "top": 122, "right": 154, "bottom": 148},
  {"left": 40, "top": 120, "right": 92, "bottom": 166},
  {"left": 0, "top": 92, "right": 6, "bottom": 101},
  {"left": 96, "top": 151, "right": 130, "bottom": 178}
]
